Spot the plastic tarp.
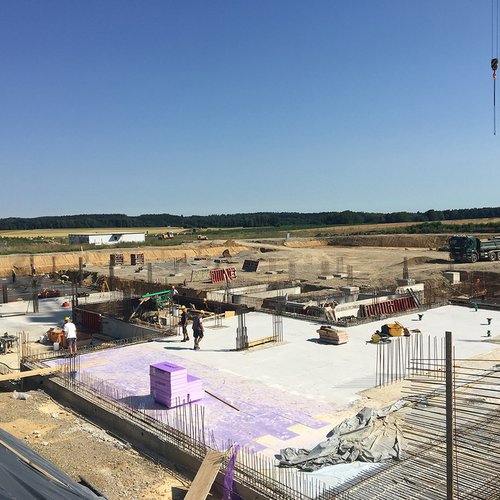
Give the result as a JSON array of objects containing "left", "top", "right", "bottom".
[
  {"left": 0, "top": 428, "right": 104, "bottom": 499},
  {"left": 279, "top": 400, "right": 409, "bottom": 471}
]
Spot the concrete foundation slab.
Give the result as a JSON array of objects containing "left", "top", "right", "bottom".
[{"left": 37, "top": 305, "right": 500, "bottom": 457}]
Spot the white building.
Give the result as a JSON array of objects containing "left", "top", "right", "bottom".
[{"left": 68, "top": 232, "right": 145, "bottom": 246}]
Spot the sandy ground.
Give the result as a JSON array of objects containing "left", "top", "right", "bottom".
[
  {"left": 2, "top": 235, "right": 499, "bottom": 297},
  {"left": 0, "top": 389, "right": 190, "bottom": 499},
  {"left": 0, "top": 298, "right": 194, "bottom": 500},
  {"left": 75, "top": 239, "right": 500, "bottom": 300}
]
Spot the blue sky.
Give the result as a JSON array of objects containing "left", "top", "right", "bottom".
[{"left": 0, "top": 1, "right": 498, "bottom": 218}]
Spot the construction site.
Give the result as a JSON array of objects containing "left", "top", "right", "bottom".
[{"left": 1, "top": 234, "right": 500, "bottom": 499}]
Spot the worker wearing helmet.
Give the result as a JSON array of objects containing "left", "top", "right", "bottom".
[
  {"left": 192, "top": 310, "right": 205, "bottom": 351},
  {"left": 63, "top": 316, "right": 77, "bottom": 356},
  {"left": 179, "top": 305, "right": 189, "bottom": 342}
]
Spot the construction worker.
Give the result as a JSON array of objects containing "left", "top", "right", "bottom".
[
  {"left": 192, "top": 310, "right": 205, "bottom": 351},
  {"left": 179, "top": 305, "right": 189, "bottom": 342},
  {"left": 63, "top": 316, "right": 77, "bottom": 356}
]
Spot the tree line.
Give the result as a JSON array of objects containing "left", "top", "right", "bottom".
[{"left": 0, "top": 207, "right": 499, "bottom": 231}]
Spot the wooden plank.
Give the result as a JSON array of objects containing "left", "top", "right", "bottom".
[
  {"left": 246, "top": 336, "right": 275, "bottom": 348},
  {"left": 204, "top": 390, "right": 239, "bottom": 411},
  {"left": 185, "top": 449, "right": 225, "bottom": 500},
  {"left": 0, "top": 366, "right": 63, "bottom": 382},
  {"left": 0, "top": 359, "right": 108, "bottom": 382}
]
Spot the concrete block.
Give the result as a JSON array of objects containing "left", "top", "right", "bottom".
[
  {"left": 444, "top": 271, "right": 461, "bottom": 284},
  {"left": 397, "top": 278, "right": 416, "bottom": 286},
  {"left": 332, "top": 273, "right": 347, "bottom": 278},
  {"left": 318, "top": 275, "right": 334, "bottom": 280},
  {"left": 340, "top": 286, "right": 360, "bottom": 295},
  {"left": 395, "top": 282, "right": 425, "bottom": 295}
]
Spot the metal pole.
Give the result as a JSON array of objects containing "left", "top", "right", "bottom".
[
  {"left": 78, "top": 256, "right": 83, "bottom": 287},
  {"left": 32, "top": 278, "right": 39, "bottom": 313},
  {"left": 445, "top": 330, "right": 454, "bottom": 500}
]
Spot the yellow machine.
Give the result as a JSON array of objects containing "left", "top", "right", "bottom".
[
  {"left": 381, "top": 323, "right": 404, "bottom": 337},
  {"left": 370, "top": 322, "right": 410, "bottom": 344}
]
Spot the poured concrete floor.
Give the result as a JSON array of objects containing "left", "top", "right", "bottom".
[
  {"left": 36, "top": 303, "right": 500, "bottom": 455},
  {"left": 2, "top": 296, "right": 500, "bottom": 491}
]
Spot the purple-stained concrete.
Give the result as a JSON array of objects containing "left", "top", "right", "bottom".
[{"left": 46, "top": 342, "right": 333, "bottom": 452}]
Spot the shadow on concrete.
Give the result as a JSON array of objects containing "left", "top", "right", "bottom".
[
  {"left": 25, "top": 315, "right": 67, "bottom": 323},
  {"left": 163, "top": 346, "right": 234, "bottom": 353},
  {"left": 171, "top": 486, "right": 188, "bottom": 499},
  {"left": 118, "top": 394, "right": 163, "bottom": 410},
  {"left": 306, "top": 338, "right": 320, "bottom": 344}
]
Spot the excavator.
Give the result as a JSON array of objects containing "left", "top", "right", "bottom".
[{"left": 128, "top": 290, "right": 173, "bottom": 326}]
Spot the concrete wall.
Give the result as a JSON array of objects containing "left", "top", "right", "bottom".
[
  {"left": 238, "top": 286, "right": 301, "bottom": 300},
  {"left": 395, "top": 283, "right": 425, "bottom": 295},
  {"left": 101, "top": 316, "right": 160, "bottom": 339},
  {"left": 207, "top": 284, "right": 301, "bottom": 302},
  {"left": 334, "top": 296, "right": 385, "bottom": 319}
]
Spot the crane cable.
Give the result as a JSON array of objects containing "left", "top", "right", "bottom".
[{"left": 491, "top": 0, "right": 499, "bottom": 135}]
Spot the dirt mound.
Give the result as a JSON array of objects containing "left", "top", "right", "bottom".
[
  {"left": 405, "top": 256, "right": 435, "bottom": 266},
  {"left": 284, "top": 239, "right": 329, "bottom": 248},
  {"left": 0, "top": 243, "right": 250, "bottom": 278}
]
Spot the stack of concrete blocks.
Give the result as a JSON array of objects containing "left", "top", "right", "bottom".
[{"left": 150, "top": 362, "right": 204, "bottom": 408}]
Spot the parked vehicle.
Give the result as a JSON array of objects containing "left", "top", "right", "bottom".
[
  {"left": 448, "top": 235, "right": 500, "bottom": 263},
  {"left": 158, "top": 232, "right": 174, "bottom": 240}
]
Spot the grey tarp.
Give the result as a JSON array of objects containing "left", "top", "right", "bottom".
[
  {"left": 0, "top": 428, "right": 104, "bottom": 499},
  {"left": 279, "top": 400, "right": 409, "bottom": 471}
]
